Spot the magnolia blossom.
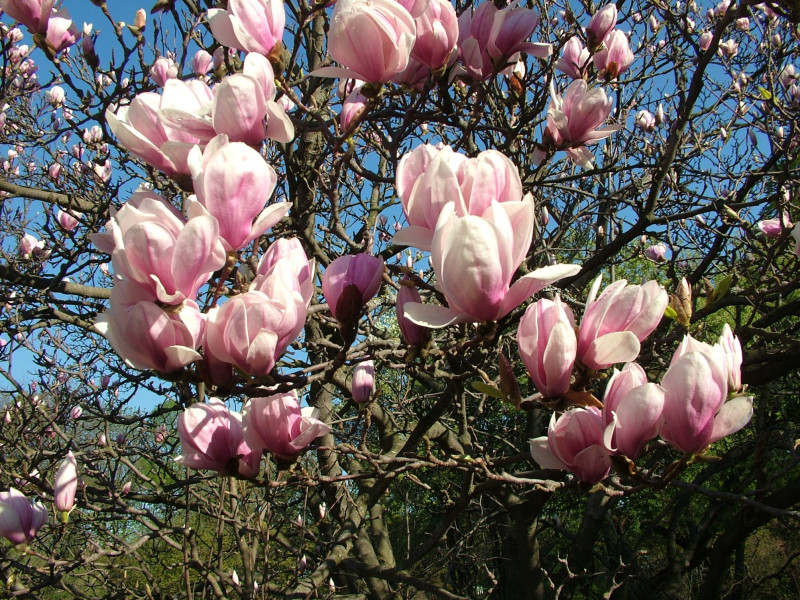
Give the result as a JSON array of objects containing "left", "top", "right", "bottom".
[
  {"left": 352, "top": 360, "right": 375, "bottom": 403},
  {"left": 394, "top": 146, "right": 523, "bottom": 250},
  {"left": 594, "top": 30, "right": 634, "bottom": 80},
  {"left": 96, "top": 281, "right": 206, "bottom": 373},
  {"left": 0, "top": 0, "right": 54, "bottom": 33},
  {"left": 207, "top": 0, "right": 285, "bottom": 58},
  {"left": 210, "top": 53, "right": 294, "bottom": 145},
  {"left": 577, "top": 277, "right": 668, "bottom": 371},
  {"left": 402, "top": 199, "right": 581, "bottom": 328},
  {"left": 530, "top": 408, "right": 612, "bottom": 483},
  {"left": 400, "top": 0, "right": 458, "bottom": 71},
  {"left": 555, "top": 37, "right": 590, "bottom": 79},
  {"left": 660, "top": 348, "right": 752, "bottom": 454},
  {"left": 106, "top": 84, "right": 213, "bottom": 176},
  {"left": 319, "top": 0, "right": 416, "bottom": 83},
  {"left": 322, "top": 254, "right": 385, "bottom": 323},
  {"left": 19, "top": 233, "right": 45, "bottom": 258},
  {"left": 188, "top": 135, "right": 290, "bottom": 251},
  {"left": 255, "top": 237, "right": 315, "bottom": 307},
  {"left": 601, "top": 364, "right": 665, "bottom": 459},
  {"left": 586, "top": 4, "right": 617, "bottom": 48},
  {"left": 176, "top": 399, "right": 259, "bottom": 477},
  {"left": 205, "top": 278, "right": 306, "bottom": 378},
  {"left": 191, "top": 49, "right": 213, "bottom": 76},
  {"left": 149, "top": 56, "right": 178, "bottom": 87},
  {"left": 242, "top": 391, "right": 331, "bottom": 459},
  {"left": 544, "top": 80, "right": 622, "bottom": 168},
  {"left": 758, "top": 212, "right": 793, "bottom": 238},
  {"left": 56, "top": 209, "right": 82, "bottom": 231},
  {"left": 0, "top": 488, "right": 48, "bottom": 547},
  {"left": 54, "top": 451, "right": 78, "bottom": 514},
  {"left": 644, "top": 242, "right": 667, "bottom": 261},
  {"left": 517, "top": 296, "right": 576, "bottom": 399},
  {"left": 340, "top": 86, "right": 368, "bottom": 132},
  {"left": 457, "top": 1, "right": 551, "bottom": 81},
  {"left": 91, "top": 189, "right": 226, "bottom": 305},
  {"left": 635, "top": 110, "right": 656, "bottom": 132}
]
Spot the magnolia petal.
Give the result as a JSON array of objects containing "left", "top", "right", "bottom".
[
  {"left": 392, "top": 226, "right": 434, "bottom": 252},
  {"left": 709, "top": 396, "right": 753, "bottom": 444},
  {"left": 529, "top": 437, "right": 568, "bottom": 471},
  {"left": 403, "top": 302, "right": 470, "bottom": 328},
  {"left": 583, "top": 331, "right": 641, "bottom": 370}
]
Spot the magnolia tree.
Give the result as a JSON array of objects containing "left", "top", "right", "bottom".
[{"left": 0, "top": 0, "right": 799, "bottom": 598}]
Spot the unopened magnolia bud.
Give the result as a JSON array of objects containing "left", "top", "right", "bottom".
[
  {"left": 670, "top": 277, "right": 692, "bottom": 327},
  {"left": 134, "top": 9, "right": 146, "bottom": 30},
  {"left": 497, "top": 351, "right": 522, "bottom": 409}
]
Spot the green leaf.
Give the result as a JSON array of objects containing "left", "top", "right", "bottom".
[
  {"left": 471, "top": 381, "right": 506, "bottom": 399},
  {"left": 709, "top": 274, "right": 734, "bottom": 304},
  {"left": 757, "top": 86, "right": 772, "bottom": 100},
  {"left": 664, "top": 305, "right": 678, "bottom": 320}
]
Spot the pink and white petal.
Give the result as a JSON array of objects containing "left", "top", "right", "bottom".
[
  {"left": 709, "top": 396, "right": 753, "bottom": 444},
  {"left": 529, "top": 437, "right": 569, "bottom": 471},
  {"left": 583, "top": 331, "right": 640, "bottom": 370},
  {"left": 391, "top": 226, "right": 434, "bottom": 251},
  {"left": 403, "top": 302, "right": 470, "bottom": 328}
]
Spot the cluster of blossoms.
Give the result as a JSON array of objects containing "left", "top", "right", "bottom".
[
  {"left": 107, "top": 52, "right": 293, "bottom": 179},
  {"left": 312, "top": 0, "right": 550, "bottom": 87},
  {"left": 0, "top": 452, "right": 77, "bottom": 547},
  {"left": 392, "top": 144, "right": 580, "bottom": 328},
  {"left": 527, "top": 277, "right": 752, "bottom": 483},
  {"left": 176, "top": 392, "right": 330, "bottom": 477}
]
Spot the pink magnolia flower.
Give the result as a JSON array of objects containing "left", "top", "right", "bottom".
[
  {"left": 644, "top": 242, "right": 667, "bottom": 262},
  {"left": 396, "top": 282, "right": 428, "bottom": 347},
  {"left": 594, "top": 30, "right": 634, "bottom": 80},
  {"left": 56, "top": 209, "right": 82, "bottom": 231},
  {"left": 0, "top": 487, "right": 48, "bottom": 547},
  {"left": 530, "top": 408, "right": 612, "bottom": 483},
  {"left": 149, "top": 56, "right": 178, "bottom": 87},
  {"left": 46, "top": 85, "right": 65, "bottom": 107},
  {"left": 211, "top": 53, "right": 294, "bottom": 145},
  {"left": 779, "top": 65, "right": 797, "bottom": 88},
  {"left": 319, "top": 0, "right": 416, "bottom": 83},
  {"left": 601, "top": 363, "right": 665, "bottom": 459},
  {"left": 517, "top": 296, "right": 576, "bottom": 399},
  {"left": 577, "top": 277, "right": 669, "bottom": 371},
  {"left": 758, "top": 212, "right": 793, "bottom": 238},
  {"left": 92, "top": 189, "right": 226, "bottom": 305},
  {"left": 635, "top": 110, "right": 656, "bottom": 132},
  {"left": 255, "top": 237, "right": 315, "bottom": 307},
  {"left": 544, "top": 80, "right": 622, "bottom": 168},
  {"left": 457, "top": 1, "right": 551, "bottom": 81},
  {"left": 402, "top": 199, "right": 581, "bottom": 328},
  {"left": 187, "top": 135, "right": 290, "bottom": 252},
  {"left": 352, "top": 360, "right": 375, "bottom": 403},
  {"left": 400, "top": 0, "right": 458, "bottom": 71},
  {"left": 19, "top": 233, "right": 45, "bottom": 258},
  {"left": 96, "top": 281, "right": 206, "bottom": 373},
  {"left": 191, "top": 49, "right": 213, "bottom": 75},
  {"left": 106, "top": 85, "right": 211, "bottom": 176},
  {"left": 586, "top": 4, "right": 617, "bottom": 49},
  {"left": 205, "top": 281, "right": 306, "bottom": 377},
  {"left": 698, "top": 31, "right": 713, "bottom": 51},
  {"left": 340, "top": 86, "right": 368, "bottom": 132},
  {"left": 555, "top": 37, "right": 590, "bottom": 79},
  {"left": 393, "top": 146, "right": 523, "bottom": 250},
  {"left": 176, "top": 399, "right": 259, "bottom": 477},
  {"left": 53, "top": 451, "right": 78, "bottom": 514},
  {"left": 322, "top": 254, "right": 385, "bottom": 323},
  {"left": 660, "top": 349, "right": 752, "bottom": 454},
  {"left": 242, "top": 391, "right": 331, "bottom": 460},
  {"left": 207, "top": 0, "right": 285, "bottom": 58},
  {"left": 0, "top": 0, "right": 55, "bottom": 33}
]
